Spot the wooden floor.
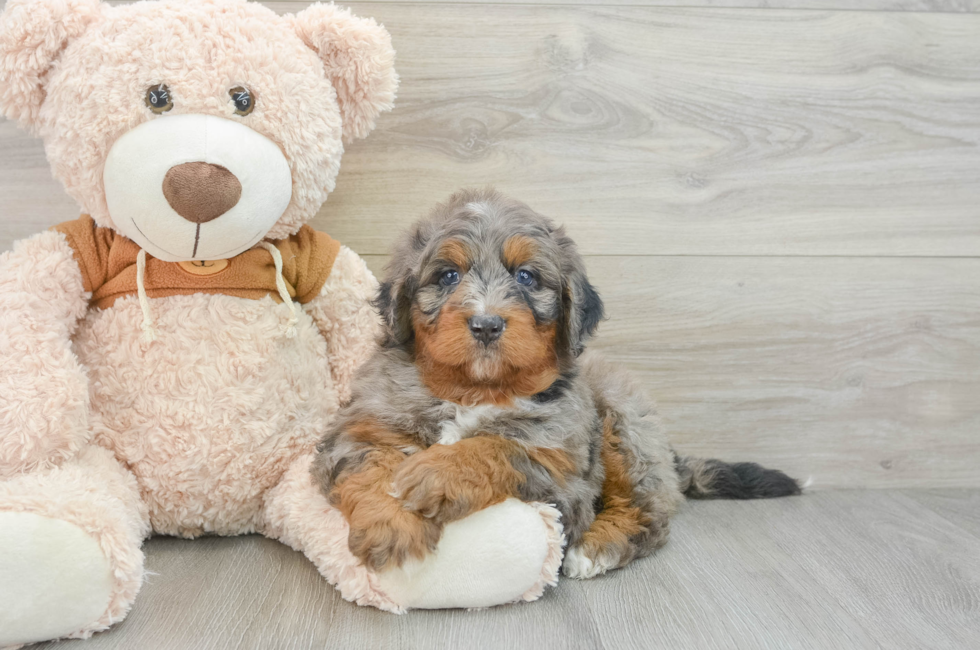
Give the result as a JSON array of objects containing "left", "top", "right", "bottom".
[
  {"left": 2, "top": 1, "right": 978, "bottom": 648},
  {"left": 31, "top": 490, "right": 980, "bottom": 650},
  {"left": 3, "top": 0, "right": 979, "bottom": 489}
]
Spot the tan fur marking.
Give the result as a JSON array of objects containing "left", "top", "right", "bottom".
[
  {"left": 578, "top": 416, "right": 649, "bottom": 564},
  {"left": 393, "top": 436, "right": 527, "bottom": 523},
  {"left": 412, "top": 302, "right": 560, "bottom": 406},
  {"left": 331, "top": 418, "right": 439, "bottom": 570},
  {"left": 346, "top": 417, "right": 421, "bottom": 452},
  {"left": 497, "top": 305, "right": 558, "bottom": 378},
  {"left": 527, "top": 446, "right": 576, "bottom": 487},
  {"left": 413, "top": 302, "right": 473, "bottom": 368},
  {"left": 502, "top": 235, "right": 538, "bottom": 269},
  {"left": 436, "top": 239, "right": 471, "bottom": 271}
]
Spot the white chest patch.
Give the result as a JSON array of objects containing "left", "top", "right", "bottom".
[{"left": 438, "top": 405, "right": 503, "bottom": 445}]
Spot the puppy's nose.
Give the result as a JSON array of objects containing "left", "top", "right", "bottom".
[
  {"left": 162, "top": 162, "right": 242, "bottom": 223},
  {"left": 468, "top": 314, "right": 506, "bottom": 345}
]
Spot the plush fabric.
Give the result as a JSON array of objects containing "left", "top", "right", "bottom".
[
  {"left": 303, "top": 245, "right": 384, "bottom": 404},
  {"left": 102, "top": 113, "right": 295, "bottom": 261},
  {"left": 72, "top": 292, "right": 337, "bottom": 537},
  {"left": 0, "top": 0, "right": 397, "bottom": 239},
  {"left": 0, "top": 1, "right": 561, "bottom": 645},
  {"left": 0, "top": 0, "right": 102, "bottom": 130},
  {"left": 53, "top": 215, "right": 341, "bottom": 307},
  {"left": 262, "top": 454, "right": 565, "bottom": 613},
  {"left": 0, "top": 445, "right": 149, "bottom": 640},
  {"left": 374, "top": 499, "right": 565, "bottom": 610},
  {"left": 0, "top": 230, "right": 91, "bottom": 480},
  {"left": 289, "top": 3, "right": 398, "bottom": 143},
  {"left": 0, "top": 512, "right": 113, "bottom": 646},
  {"left": 261, "top": 452, "right": 404, "bottom": 612},
  {"left": 161, "top": 161, "right": 244, "bottom": 224}
]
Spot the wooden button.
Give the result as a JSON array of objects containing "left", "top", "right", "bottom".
[{"left": 177, "top": 259, "right": 230, "bottom": 276}]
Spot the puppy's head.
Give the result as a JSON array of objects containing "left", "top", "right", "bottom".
[{"left": 377, "top": 189, "right": 603, "bottom": 401}]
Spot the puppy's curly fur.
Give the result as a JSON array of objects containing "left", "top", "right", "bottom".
[{"left": 312, "top": 189, "right": 801, "bottom": 577}]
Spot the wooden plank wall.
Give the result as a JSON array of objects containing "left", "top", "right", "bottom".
[{"left": 1, "top": 0, "right": 978, "bottom": 488}]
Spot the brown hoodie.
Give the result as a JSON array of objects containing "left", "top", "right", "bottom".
[{"left": 53, "top": 215, "right": 341, "bottom": 308}]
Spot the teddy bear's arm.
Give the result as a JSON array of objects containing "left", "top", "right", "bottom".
[
  {"left": 0, "top": 230, "right": 92, "bottom": 480},
  {"left": 303, "top": 246, "right": 382, "bottom": 404}
]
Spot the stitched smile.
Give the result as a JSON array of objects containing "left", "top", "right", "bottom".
[
  {"left": 132, "top": 219, "right": 266, "bottom": 260},
  {"left": 131, "top": 219, "right": 185, "bottom": 259}
]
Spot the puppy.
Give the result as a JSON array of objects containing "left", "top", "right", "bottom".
[{"left": 312, "top": 189, "right": 800, "bottom": 578}]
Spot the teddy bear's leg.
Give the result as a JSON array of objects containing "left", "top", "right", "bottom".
[
  {"left": 261, "top": 453, "right": 564, "bottom": 613},
  {"left": 0, "top": 445, "right": 150, "bottom": 648}
]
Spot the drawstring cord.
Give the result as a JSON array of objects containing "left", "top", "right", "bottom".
[
  {"left": 259, "top": 241, "right": 298, "bottom": 338},
  {"left": 134, "top": 244, "right": 297, "bottom": 341},
  {"left": 135, "top": 249, "right": 157, "bottom": 342}
]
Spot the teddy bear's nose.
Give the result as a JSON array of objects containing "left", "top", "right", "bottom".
[{"left": 162, "top": 162, "right": 243, "bottom": 224}]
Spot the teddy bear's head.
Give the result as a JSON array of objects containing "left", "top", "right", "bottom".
[{"left": 0, "top": 0, "right": 396, "bottom": 262}]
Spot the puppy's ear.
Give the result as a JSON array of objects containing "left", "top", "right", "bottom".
[
  {"left": 374, "top": 274, "right": 417, "bottom": 348},
  {"left": 558, "top": 232, "right": 605, "bottom": 357},
  {"left": 0, "top": 0, "right": 102, "bottom": 132},
  {"left": 376, "top": 219, "right": 435, "bottom": 347},
  {"left": 290, "top": 4, "right": 398, "bottom": 143}
]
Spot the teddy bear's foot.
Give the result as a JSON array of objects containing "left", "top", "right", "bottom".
[
  {"left": 0, "top": 512, "right": 114, "bottom": 647},
  {"left": 375, "top": 499, "right": 565, "bottom": 610},
  {"left": 263, "top": 454, "right": 565, "bottom": 612},
  {"left": 0, "top": 446, "right": 150, "bottom": 647}
]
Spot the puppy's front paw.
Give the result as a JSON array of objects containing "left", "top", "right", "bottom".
[
  {"left": 347, "top": 506, "right": 441, "bottom": 571},
  {"left": 391, "top": 449, "right": 473, "bottom": 523},
  {"left": 562, "top": 544, "right": 617, "bottom": 580}
]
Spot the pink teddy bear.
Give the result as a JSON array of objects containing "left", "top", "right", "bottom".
[{"left": 0, "top": 0, "right": 564, "bottom": 646}]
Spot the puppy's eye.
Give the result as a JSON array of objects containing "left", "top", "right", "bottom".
[
  {"left": 145, "top": 84, "right": 173, "bottom": 114},
  {"left": 516, "top": 269, "right": 535, "bottom": 287},
  {"left": 229, "top": 86, "right": 255, "bottom": 116},
  {"left": 439, "top": 270, "right": 460, "bottom": 287}
]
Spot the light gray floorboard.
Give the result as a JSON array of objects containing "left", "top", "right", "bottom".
[
  {"left": 6, "top": 5, "right": 980, "bottom": 257},
  {"left": 357, "top": 254, "right": 980, "bottom": 490},
  {"left": 264, "top": 0, "right": 980, "bottom": 12},
  {"left": 2, "top": 2, "right": 980, "bottom": 489},
  {"left": 35, "top": 490, "right": 980, "bottom": 650},
  {"left": 900, "top": 489, "right": 980, "bottom": 538}
]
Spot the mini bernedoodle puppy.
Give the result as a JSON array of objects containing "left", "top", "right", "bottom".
[{"left": 313, "top": 189, "right": 800, "bottom": 579}]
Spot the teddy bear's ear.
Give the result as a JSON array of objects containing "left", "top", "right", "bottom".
[
  {"left": 290, "top": 3, "right": 398, "bottom": 143},
  {"left": 0, "top": 0, "right": 102, "bottom": 131}
]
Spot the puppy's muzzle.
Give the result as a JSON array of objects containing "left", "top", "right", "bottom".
[{"left": 468, "top": 314, "right": 506, "bottom": 346}]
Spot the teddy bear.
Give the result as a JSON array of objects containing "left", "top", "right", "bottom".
[{"left": 0, "top": 0, "right": 564, "bottom": 646}]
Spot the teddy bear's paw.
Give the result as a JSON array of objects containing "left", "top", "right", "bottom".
[
  {"left": 0, "top": 512, "right": 113, "bottom": 647},
  {"left": 562, "top": 544, "right": 617, "bottom": 580}
]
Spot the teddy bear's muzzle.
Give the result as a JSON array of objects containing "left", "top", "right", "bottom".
[
  {"left": 162, "top": 162, "right": 243, "bottom": 224},
  {"left": 102, "top": 113, "right": 293, "bottom": 262}
]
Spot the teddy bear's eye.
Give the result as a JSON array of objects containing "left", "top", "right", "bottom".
[
  {"left": 145, "top": 84, "right": 173, "bottom": 114},
  {"left": 229, "top": 86, "right": 255, "bottom": 116}
]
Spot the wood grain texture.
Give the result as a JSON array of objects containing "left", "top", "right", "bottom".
[
  {"left": 3, "top": 6, "right": 980, "bottom": 255},
  {"left": 901, "top": 489, "right": 980, "bottom": 537},
  {"left": 270, "top": 0, "right": 980, "bottom": 12},
  {"left": 0, "top": 119, "right": 80, "bottom": 252},
  {"left": 300, "top": 3, "right": 980, "bottom": 257},
  {"left": 2, "top": 4, "right": 979, "bottom": 488},
  {"left": 34, "top": 490, "right": 980, "bottom": 650},
  {"left": 356, "top": 254, "right": 980, "bottom": 489},
  {"left": 4, "top": 3, "right": 979, "bottom": 645}
]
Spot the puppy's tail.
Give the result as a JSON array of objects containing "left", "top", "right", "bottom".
[{"left": 675, "top": 454, "right": 802, "bottom": 499}]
